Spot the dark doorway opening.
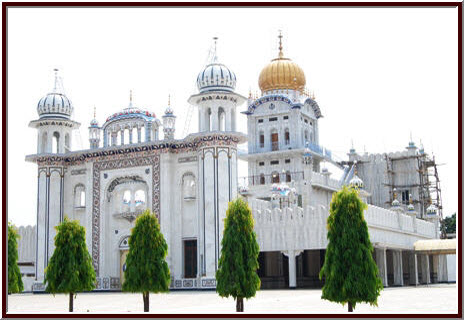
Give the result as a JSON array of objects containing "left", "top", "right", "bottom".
[{"left": 184, "top": 239, "right": 197, "bottom": 278}]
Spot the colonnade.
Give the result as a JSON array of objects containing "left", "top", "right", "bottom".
[
  {"left": 103, "top": 122, "right": 159, "bottom": 147},
  {"left": 257, "top": 248, "right": 450, "bottom": 289}
]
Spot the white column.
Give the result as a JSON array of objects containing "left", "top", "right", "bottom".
[
  {"left": 129, "top": 127, "right": 133, "bottom": 144},
  {"left": 211, "top": 108, "right": 219, "bottom": 131},
  {"left": 376, "top": 247, "right": 388, "bottom": 287},
  {"left": 393, "top": 250, "right": 403, "bottom": 286},
  {"left": 137, "top": 127, "right": 141, "bottom": 143},
  {"left": 438, "top": 254, "right": 448, "bottom": 282},
  {"left": 121, "top": 129, "right": 125, "bottom": 145},
  {"left": 283, "top": 250, "right": 302, "bottom": 288},
  {"left": 420, "top": 254, "right": 431, "bottom": 284},
  {"left": 409, "top": 252, "right": 419, "bottom": 285}
]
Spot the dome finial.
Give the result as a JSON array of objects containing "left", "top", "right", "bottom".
[
  {"left": 93, "top": 105, "right": 96, "bottom": 119},
  {"left": 212, "top": 36, "right": 218, "bottom": 62},
  {"left": 278, "top": 30, "right": 284, "bottom": 59},
  {"left": 53, "top": 68, "right": 59, "bottom": 92},
  {"left": 168, "top": 94, "right": 171, "bottom": 106}
]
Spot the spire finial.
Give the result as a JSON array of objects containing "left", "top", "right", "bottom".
[
  {"left": 53, "top": 68, "right": 59, "bottom": 93},
  {"left": 278, "top": 30, "right": 284, "bottom": 59},
  {"left": 93, "top": 106, "right": 96, "bottom": 119},
  {"left": 212, "top": 36, "right": 218, "bottom": 62},
  {"left": 353, "top": 160, "right": 358, "bottom": 175},
  {"left": 129, "top": 90, "right": 133, "bottom": 107},
  {"left": 168, "top": 94, "right": 171, "bottom": 106}
]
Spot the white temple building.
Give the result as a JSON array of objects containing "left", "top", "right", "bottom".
[{"left": 20, "top": 35, "right": 454, "bottom": 292}]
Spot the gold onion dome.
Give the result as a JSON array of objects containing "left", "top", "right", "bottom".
[{"left": 258, "top": 33, "right": 306, "bottom": 93}]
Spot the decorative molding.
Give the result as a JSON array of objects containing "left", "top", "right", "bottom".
[
  {"left": 178, "top": 156, "right": 198, "bottom": 163},
  {"left": 71, "top": 169, "right": 86, "bottom": 175},
  {"left": 92, "top": 154, "right": 160, "bottom": 276}
]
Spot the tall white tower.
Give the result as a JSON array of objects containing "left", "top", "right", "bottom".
[
  {"left": 187, "top": 38, "right": 246, "bottom": 278},
  {"left": 28, "top": 69, "right": 80, "bottom": 285}
]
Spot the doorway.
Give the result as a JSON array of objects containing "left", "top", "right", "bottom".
[
  {"left": 184, "top": 239, "right": 197, "bottom": 278},
  {"left": 120, "top": 250, "right": 129, "bottom": 284}
]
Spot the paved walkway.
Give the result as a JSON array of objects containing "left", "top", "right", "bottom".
[{"left": 7, "top": 283, "right": 457, "bottom": 314}]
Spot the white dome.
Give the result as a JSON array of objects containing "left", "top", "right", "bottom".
[
  {"left": 349, "top": 174, "right": 364, "bottom": 189},
  {"left": 37, "top": 92, "right": 73, "bottom": 119},
  {"left": 426, "top": 203, "right": 438, "bottom": 215},
  {"left": 196, "top": 62, "right": 236, "bottom": 93}
]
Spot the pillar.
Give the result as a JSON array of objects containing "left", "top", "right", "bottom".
[
  {"left": 408, "top": 252, "right": 419, "bottom": 285},
  {"left": 121, "top": 129, "right": 125, "bottom": 145},
  {"left": 375, "top": 247, "right": 388, "bottom": 287},
  {"left": 129, "top": 127, "right": 133, "bottom": 144},
  {"left": 420, "top": 254, "right": 431, "bottom": 284},
  {"left": 438, "top": 254, "right": 448, "bottom": 282},
  {"left": 392, "top": 250, "right": 404, "bottom": 286},
  {"left": 283, "top": 250, "right": 302, "bottom": 288},
  {"left": 225, "top": 109, "right": 232, "bottom": 131},
  {"left": 137, "top": 127, "right": 141, "bottom": 143}
]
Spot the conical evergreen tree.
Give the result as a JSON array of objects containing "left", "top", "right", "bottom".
[
  {"left": 319, "top": 186, "right": 383, "bottom": 312},
  {"left": 122, "top": 210, "right": 170, "bottom": 312},
  {"left": 8, "top": 223, "right": 23, "bottom": 294},
  {"left": 44, "top": 216, "right": 96, "bottom": 312},
  {"left": 216, "top": 198, "right": 260, "bottom": 312}
]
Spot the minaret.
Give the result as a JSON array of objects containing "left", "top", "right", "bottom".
[
  {"left": 162, "top": 95, "right": 176, "bottom": 140},
  {"left": 188, "top": 38, "right": 246, "bottom": 278},
  {"left": 89, "top": 106, "right": 101, "bottom": 149},
  {"left": 28, "top": 69, "right": 80, "bottom": 287}
]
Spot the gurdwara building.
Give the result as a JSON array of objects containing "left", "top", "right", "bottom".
[{"left": 23, "top": 36, "right": 453, "bottom": 292}]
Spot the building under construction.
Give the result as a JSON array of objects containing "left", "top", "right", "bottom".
[{"left": 341, "top": 140, "right": 443, "bottom": 220}]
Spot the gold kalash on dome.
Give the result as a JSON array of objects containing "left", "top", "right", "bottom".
[{"left": 258, "top": 31, "right": 307, "bottom": 94}]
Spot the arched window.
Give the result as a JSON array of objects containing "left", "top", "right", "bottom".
[
  {"left": 284, "top": 129, "right": 290, "bottom": 145},
  {"left": 74, "top": 184, "right": 86, "bottom": 208},
  {"left": 123, "top": 128, "right": 129, "bottom": 145},
  {"left": 41, "top": 132, "right": 48, "bottom": 153},
  {"left": 52, "top": 132, "right": 60, "bottom": 153},
  {"left": 259, "top": 174, "right": 265, "bottom": 185},
  {"left": 141, "top": 126, "right": 146, "bottom": 143},
  {"left": 207, "top": 108, "right": 212, "bottom": 131},
  {"left": 304, "top": 130, "right": 309, "bottom": 145},
  {"left": 132, "top": 127, "right": 137, "bottom": 144},
  {"left": 218, "top": 107, "right": 225, "bottom": 131},
  {"left": 65, "top": 133, "right": 70, "bottom": 152},
  {"left": 259, "top": 132, "right": 264, "bottom": 148},
  {"left": 271, "top": 171, "right": 280, "bottom": 183},
  {"left": 183, "top": 173, "right": 196, "bottom": 200},
  {"left": 123, "top": 190, "right": 131, "bottom": 205},
  {"left": 286, "top": 171, "right": 292, "bottom": 183},
  {"left": 134, "top": 190, "right": 146, "bottom": 209},
  {"left": 271, "top": 129, "right": 279, "bottom": 151}
]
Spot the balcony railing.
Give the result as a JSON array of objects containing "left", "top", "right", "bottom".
[
  {"left": 306, "top": 142, "right": 332, "bottom": 160},
  {"left": 239, "top": 171, "right": 305, "bottom": 187}
]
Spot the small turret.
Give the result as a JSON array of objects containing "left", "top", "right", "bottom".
[
  {"left": 89, "top": 106, "right": 101, "bottom": 149},
  {"left": 162, "top": 95, "right": 176, "bottom": 140}
]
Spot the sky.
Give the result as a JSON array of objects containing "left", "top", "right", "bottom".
[{"left": 7, "top": 6, "right": 458, "bottom": 226}]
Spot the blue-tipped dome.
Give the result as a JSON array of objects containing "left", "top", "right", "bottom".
[
  {"left": 90, "top": 118, "right": 99, "bottom": 127},
  {"left": 196, "top": 61, "right": 236, "bottom": 93},
  {"left": 37, "top": 70, "right": 73, "bottom": 119},
  {"left": 37, "top": 92, "right": 73, "bottom": 119}
]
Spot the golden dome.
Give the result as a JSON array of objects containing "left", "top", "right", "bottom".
[{"left": 258, "top": 34, "right": 306, "bottom": 93}]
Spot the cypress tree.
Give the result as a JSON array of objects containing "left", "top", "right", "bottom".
[
  {"left": 8, "top": 223, "right": 23, "bottom": 294},
  {"left": 44, "top": 216, "right": 96, "bottom": 312},
  {"left": 122, "top": 210, "right": 170, "bottom": 312},
  {"left": 319, "top": 186, "right": 383, "bottom": 312},
  {"left": 216, "top": 197, "right": 260, "bottom": 312}
]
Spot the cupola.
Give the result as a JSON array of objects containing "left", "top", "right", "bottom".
[{"left": 37, "top": 69, "right": 73, "bottom": 119}]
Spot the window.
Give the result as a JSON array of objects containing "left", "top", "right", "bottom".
[
  {"left": 284, "top": 129, "right": 290, "bottom": 145},
  {"left": 258, "top": 119, "right": 263, "bottom": 123},
  {"left": 259, "top": 133, "right": 265, "bottom": 148},
  {"left": 271, "top": 172, "right": 280, "bottom": 183},
  {"left": 401, "top": 190, "right": 410, "bottom": 204},
  {"left": 74, "top": 184, "right": 86, "bottom": 208},
  {"left": 259, "top": 162, "right": 265, "bottom": 166},
  {"left": 260, "top": 174, "right": 265, "bottom": 185},
  {"left": 283, "top": 116, "right": 288, "bottom": 120},
  {"left": 134, "top": 190, "right": 146, "bottom": 209},
  {"left": 285, "top": 159, "right": 291, "bottom": 164},
  {"left": 269, "top": 117, "right": 278, "bottom": 122},
  {"left": 271, "top": 131, "right": 279, "bottom": 151},
  {"left": 218, "top": 107, "right": 226, "bottom": 131},
  {"left": 304, "top": 119, "right": 308, "bottom": 124},
  {"left": 286, "top": 171, "right": 291, "bottom": 183},
  {"left": 123, "top": 190, "right": 131, "bottom": 205},
  {"left": 52, "top": 132, "right": 60, "bottom": 153},
  {"left": 270, "top": 160, "right": 279, "bottom": 165}
]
